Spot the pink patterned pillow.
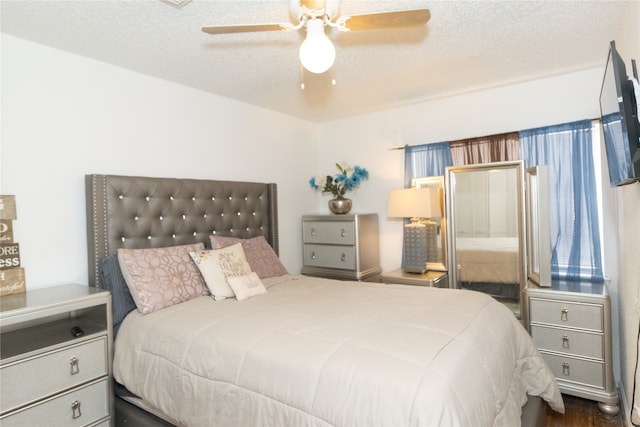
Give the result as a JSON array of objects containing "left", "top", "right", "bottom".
[
  {"left": 117, "top": 243, "right": 208, "bottom": 314},
  {"left": 209, "top": 235, "right": 288, "bottom": 279}
]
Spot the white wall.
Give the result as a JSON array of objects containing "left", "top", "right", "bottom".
[
  {"left": 616, "top": 182, "right": 640, "bottom": 425},
  {"left": 1, "top": 34, "right": 318, "bottom": 289},
  {"left": 316, "top": 67, "right": 605, "bottom": 272}
]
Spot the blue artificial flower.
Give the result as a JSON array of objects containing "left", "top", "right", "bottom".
[
  {"left": 345, "top": 174, "right": 361, "bottom": 190},
  {"left": 309, "top": 163, "right": 369, "bottom": 197},
  {"left": 354, "top": 166, "right": 369, "bottom": 180},
  {"left": 309, "top": 177, "right": 318, "bottom": 190}
]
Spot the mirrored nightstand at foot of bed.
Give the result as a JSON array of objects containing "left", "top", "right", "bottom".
[{"left": 380, "top": 269, "right": 448, "bottom": 288}]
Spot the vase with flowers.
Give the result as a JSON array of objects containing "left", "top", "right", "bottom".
[{"left": 309, "top": 162, "right": 369, "bottom": 214}]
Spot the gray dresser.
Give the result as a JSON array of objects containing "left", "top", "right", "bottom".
[
  {"left": 302, "top": 214, "right": 381, "bottom": 282},
  {"left": 525, "top": 280, "right": 619, "bottom": 416},
  {"left": 0, "top": 284, "right": 113, "bottom": 426}
]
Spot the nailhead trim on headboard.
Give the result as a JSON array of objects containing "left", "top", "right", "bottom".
[{"left": 85, "top": 174, "right": 279, "bottom": 287}]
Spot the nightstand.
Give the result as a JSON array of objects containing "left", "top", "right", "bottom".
[
  {"left": 301, "top": 214, "right": 381, "bottom": 282},
  {"left": 0, "top": 284, "right": 113, "bottom": 426},
  {"left": 380, "top": 269, "right": 448, "bottom": 288},
  {"left": 525, "top": 280, "right": 619, "bottom": 416}
]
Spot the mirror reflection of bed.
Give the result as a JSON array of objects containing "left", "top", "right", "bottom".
[
  {"left": 455, "top": 236, "right": 521, "bottom": 315},
  {"left": 446, "top": 161, "right": 526, "bottom": 319}
]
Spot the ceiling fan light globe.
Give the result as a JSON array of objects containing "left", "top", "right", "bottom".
[{"left": 299, "top": 34, "right": 335, "bottom": 74}]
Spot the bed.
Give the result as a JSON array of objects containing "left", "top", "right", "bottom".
[{"left": 86, "top": 174, "right": 563, "bottom": 426}]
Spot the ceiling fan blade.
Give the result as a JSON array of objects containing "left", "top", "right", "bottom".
[
  {"left": 340, "top": 9, "right": 430, "bottom": 31},
  {"left": 202, "top": 23, "right": 293, "bottom": 35}
]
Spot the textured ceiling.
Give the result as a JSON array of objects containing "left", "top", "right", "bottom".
[{"left": 1, "top": 0, "right": 634, "bottom": 122}]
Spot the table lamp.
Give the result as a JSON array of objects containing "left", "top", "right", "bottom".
[{"left": 387, "top": 188, "right": 439, "bottom": 273}]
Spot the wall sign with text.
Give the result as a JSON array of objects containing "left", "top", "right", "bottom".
[{"left": 0, "top": 195, "right": 26, "bottom": 296}]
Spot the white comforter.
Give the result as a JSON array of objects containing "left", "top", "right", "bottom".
[{"left": 114, "top": 275, "right": 563, "bottom": 426}]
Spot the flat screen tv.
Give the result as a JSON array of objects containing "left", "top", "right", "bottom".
[{"left": 599, "top": 40, "right": 640, "bottom": 186}]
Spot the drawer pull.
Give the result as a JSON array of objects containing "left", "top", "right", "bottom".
[
  {"left": 310, "top": 228, "right": 316, "bottom": 236},
  {"left": 340, "top": 228, "right": 346, "bottom": 238},
  {"left": 341, "top": 253, "right": 346, "bottom": 262},
  {"left": 560, "top": 307, "right": 569, "bottom": 321},
  {"left": 562, "top": 335, "right": 570, "bottom": 348},
  {"left": 562, "top": 362, "right": 570, "bottom": 376},
  {"left": 71, "top": 400, "right": 82, "bottom": 419},
  {"left": 69, "top": 356, "right": 80, "bottom": 375}
]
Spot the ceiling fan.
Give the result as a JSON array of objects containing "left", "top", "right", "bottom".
[{"left": 202, "top": 0, "right": 430, "bottom": 74}]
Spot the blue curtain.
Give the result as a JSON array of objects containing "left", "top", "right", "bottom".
[
  {"left": 404, "top": 142, "right": 453, "bottom": 187},
  {"left": 520, "top": 120, "right": 603, "bottom": 281}
]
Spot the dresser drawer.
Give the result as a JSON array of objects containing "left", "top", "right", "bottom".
[
  {"left": 529, "top": 298, "right": 603, "bottom": 331},
  {"left": 541, "top": 352, "right": 604, "bottom": 389},
  {"left": 303, "top": 244, "right": 356, "bottom": 270},
  {"left": 0, "top": 337, "right": 108, "bottom": 413},
  {"left": 530, "top": 325, "right": 603, "bottom": 359},
  {"left": 0, "top": 378, "right": 109, "bottom": 427},
  {"left": 303, "top": 221, "right": 355, "bottom": 245}
]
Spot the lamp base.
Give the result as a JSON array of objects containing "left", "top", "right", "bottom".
[{"left": 402, "top": 222, "right": 428, "bottom": 274}]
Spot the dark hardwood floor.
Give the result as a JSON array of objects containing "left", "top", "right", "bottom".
[{"left": 546, "top": 394, "right": 624, "bottom": 427}]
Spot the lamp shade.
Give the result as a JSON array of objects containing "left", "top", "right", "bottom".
[{"left": 387, "top": 188, "right": 439, "bottom": 219}]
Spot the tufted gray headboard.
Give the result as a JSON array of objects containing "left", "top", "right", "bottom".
[{"left": 86, "top": 174, "right": 278, "bottom": 288}]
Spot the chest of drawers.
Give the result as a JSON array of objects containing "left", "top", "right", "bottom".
[
  {"left": 302, "top": 214, "right": 381, "bottom": 281},
  {"left": 525, "top": 280, "right": 619, "bottom": 416},
  {"left": 0, "top": 284, "right": 113, "bottom": 426}
]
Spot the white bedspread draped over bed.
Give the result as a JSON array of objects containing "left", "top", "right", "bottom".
[{"left": 114, "top": 275, "right": 563, "bottom": 426}]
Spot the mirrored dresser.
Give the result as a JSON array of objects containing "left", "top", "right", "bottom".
[
  {"left": 301, "top": 214, "right": 381, "bottom": 282},
  {"left": 524, "top": 280, "right": 619, "bottom": 416},
  {"left": 0, "top": 284, "right": 113, "bottom": 426}
]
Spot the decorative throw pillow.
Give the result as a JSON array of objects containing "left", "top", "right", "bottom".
[
  {"left": 99, "top": 254, "right": 136, "bottom": 336},
  {"left": 209, "top": 235, "right": 288, "bottom": 279},
  {"left": 117, "top": 243, "right": 208, "bottom": 314},
  {"left": 189, "top": 243, "right": 253, "bottom": 301},
  {"left": 226, "top": 272, "right": 267, "bottom": 301}
]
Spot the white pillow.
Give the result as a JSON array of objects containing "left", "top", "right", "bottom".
[
  {"left": 226, "top": 272, "right": 268, "bottom": 301},
  {"left": 189, "top": 243, "right": 252, "bottom": 300}
]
